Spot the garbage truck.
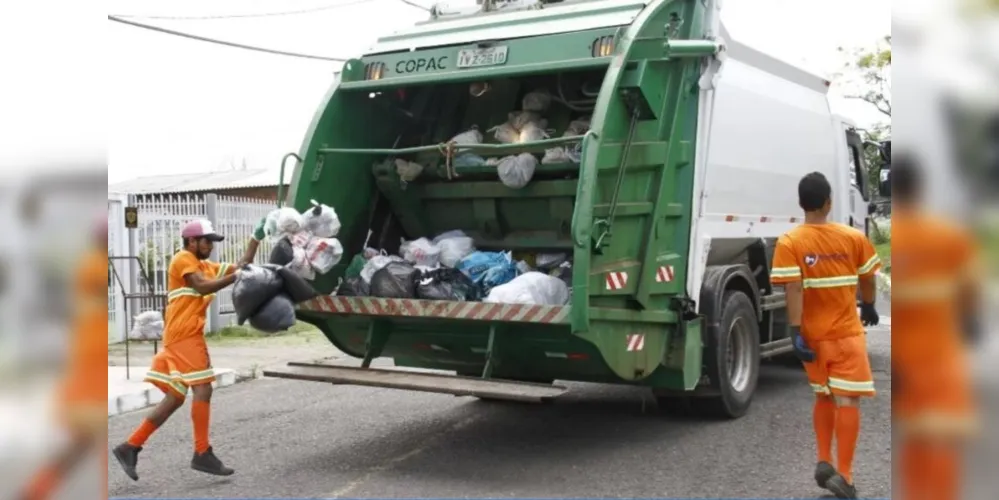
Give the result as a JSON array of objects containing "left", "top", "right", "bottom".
[{"left": 263, "top": 0, "right": 878, "bottom": 419}]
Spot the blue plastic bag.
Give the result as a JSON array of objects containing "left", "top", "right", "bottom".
[{"left": 457, "top": 251, "right": 518, "bottom": 294}]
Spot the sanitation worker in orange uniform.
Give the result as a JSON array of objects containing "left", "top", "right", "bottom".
[
  {"left": 890, "top": 155, "right": 981, "bottom": 500},
  {"left": 19, "top": 217, "right": 112, "bottom": 500},
  {"left": 770, "top": 172, "right": 881, "bottom": 500},
  {"left": 112, "top": 218, "right": 264, "bottom": 481}
]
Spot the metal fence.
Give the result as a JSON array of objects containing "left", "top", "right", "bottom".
[{"left": 107, "top": 193, "right": 278, "bottom": 343}]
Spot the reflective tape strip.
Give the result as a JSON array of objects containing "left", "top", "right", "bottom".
[
  {"left": 803, "top": 276, "right": 859, "bottom": 289},
  {"left": 144, "top": 372, "right": 189, "bottom": 396},
  {"left": 893, "top": 279, "right": 960, "bottom": 302},
  {"left": 217, "top": 263, "right": 231, "bottom": 278},
  {"left": 168, "top": 287, "right": 201, "bottom": 302},
  {"left": 828, "top": 377, "right": 876, "bottom": 393},
  {"left": 810, "top": 383, "right": 831, "bottom": 395},
  {"left": 771, "top": 266, "right": 802, "bottom": 278},
  {"left": 858, "top": 255, "right": 881, "bottom": 275}
]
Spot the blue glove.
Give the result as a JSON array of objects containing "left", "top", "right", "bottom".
[
  {"left": 791, "top": 326, "right": 815, "bottom": 363},
  {"left": 859, "top": 302, "right": 880, "bottom": 327}
]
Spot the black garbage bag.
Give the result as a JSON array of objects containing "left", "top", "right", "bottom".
[
  {"left": 338, "top": 276, "right": 370, "bottom": 297},
  {"left": 248, "top": 294, "right": 296, "bottom": 333},
  {"left": 232, "top": 265, "right": 285, "bottom": 325},
  {"left": 551, "top": 264, "right": 573, "bottom": 288},
  {"left": 269, "top": 238, "right": 295, "bottom": 266},
  {"left": 370, "top": 262, "right": 421, "bottom": 299},
  {"left": 417, "top": 268, "right": 482, "bottom": 302},
  {"left": 272, "top": 265, "right": 320, "bottom": 303}
]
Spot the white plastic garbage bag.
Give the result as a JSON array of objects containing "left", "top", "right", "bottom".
[
  {"left": 129, "top": 311, "right": 164, "bottom": 341},
  {"left": 302, "top": 202, "right": 341, "bottom": 238},
  {"left": 498, "top": 153, "right": 538, "bottom": 189},
  {"left": 484, "top": 272, "right": 570, "bottom": 306},
  {"left": 288, "top": 246, "right": 316, "bottom": 281},
  {"left": 306, "top": 237, "right": 344, "bottom": 275},
  {"left": 522, "top": 89, "right": 553, "bottom": 113},
  {"left": 508, "top": 111, "right": 546, "bottom": 131},
  {"left": 488, "top": 122, "right": 520, "bottom": 144},
  {"left": 361, "top": 255, "right": 405, "bottom": 284},
  {"left": 432, "top": 230, "right": 467, "bottom": 245},
  {"left": 519, "top": 121, "right": 549, "bottom": 143},
  {"left": 401, "top": 237, "right": 442, "bottom": 268},
  {"left": 450, "top": 127, "right": 483, "bottom": 145},
  {"left": 395, "top": 159, "right": 424, "bottom": 183},
  {"left": 438, "top": 236, "right": 475, "bottom": 268},
  {"left": 485, "top": 157, "right": 502, "bottom": 167},
  {"left": 275, "top": 208, "right": 304, "bottom": 235},
  {"left": 542, "top": 147, "right": 572, "bottom": 164}
]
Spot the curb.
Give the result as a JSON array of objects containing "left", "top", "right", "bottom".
[{"left": 108, "top": 369, "right": 238, "bottom": 417}]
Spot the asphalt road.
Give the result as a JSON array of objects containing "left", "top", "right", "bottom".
[{"left": 108, "top": 325, "right": 893, "bottom": 499}]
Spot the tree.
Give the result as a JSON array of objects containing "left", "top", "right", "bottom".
[{"left": 837, "top": 36, "right": 891, "bottom": 119}]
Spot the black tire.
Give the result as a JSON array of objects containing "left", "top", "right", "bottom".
[{"left": 696, "top": 291, "right": 761, "bottom": 419}]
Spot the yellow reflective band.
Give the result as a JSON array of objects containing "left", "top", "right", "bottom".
[
  {"left": 144, "top": 371, "right": 189, "bottom": 396},
  {"left": 182, "top": 369, "right": 216, "bottom": 382},
  {"left": 771, "top": 267, "right": 802, "bottom": 278},
  {"left": 802, "top": 276, "right": 859, "bottom": 289},
  {"left": 893, "top": 279, "right": 960, "bottom": 302},
  {"left": 810, "top": 384, "right": 831, "bottom": 395},
  {"left": 828, "top": 377, "right": 876, "bottom": 393},
  {"left": 859, "top": 255, "right": 881, "bottom": 275},
  {"left": 217, "top": 264, "right": 230, "bottom": 278}
]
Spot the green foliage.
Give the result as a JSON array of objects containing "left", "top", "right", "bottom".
[
  {"left": 837, "top": 36, "right": 892, "bottom": 118},
  {"left": 137, "top": 237, "right": 183, "bottom": 274}
]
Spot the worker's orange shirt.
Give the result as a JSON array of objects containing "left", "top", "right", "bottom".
[
  {"left": 63, "top": 248, "right": 110, "bottom": 396},
  {"left": 163, "top": 250, "right": 235, "bottom": 347},
  {"left": 891, "top": 210, "right": 976, "bottom": 370},
  {"left": 771, "top": 223, "right": 881, "bottom": 342}
]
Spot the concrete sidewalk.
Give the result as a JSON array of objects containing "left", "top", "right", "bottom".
[{"left": 108, "top": 330, "right": 347, "bottom": 417}]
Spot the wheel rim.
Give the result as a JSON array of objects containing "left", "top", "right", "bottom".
[{"left": 726, "top": 317, "right": 753, "bottom": 393}]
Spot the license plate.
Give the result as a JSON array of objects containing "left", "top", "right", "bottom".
[{"left": 456, "top": 46, "right": 509, "bottom": 69}]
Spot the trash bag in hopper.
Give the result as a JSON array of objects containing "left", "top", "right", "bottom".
[
  {"left": 370, "top": 262, "right": 422, "bottom": 299},
  {"left": 457, "top": 251, "right": 518, "bottom": 295},
  {"left": 508, "top": 111, "right": 546, "bottom": 131},
  {"left": 518, "top": 121, "right": 549, "bottom": 144},
  {"left": 287, "top": 246, "right": 316, "bottom": 281},
  {"left": 454, "top": 154, "right": 486, "bottom": 168},
  {"left": 395, "top": 159, "right": 424, "bottom": 183},
  {"left": 522, "top": 89, "right": 553, "bottom": 113},
  {"left": 417, "top": 268, "right": 482, "bottom": 302},
  {"left": 498, "top": 153, "right": 538, "bottom": 189},
  {"left": 248, "top": 294, "right": 297, "bottom": 334},
  {"left": 275, "top": 207, "right": 305, "bottom": 235},
  {"left": 361, "top": 254, "right": 405, "bottom": 284},
  {"left": 401, "top": 237, "right": 442, "bottom": 268},
  {"left": 485, "top": 157, "right": 502, "bottom": 167},
  {"left": 488, "top": 122, "right": 520, "bottom": 144},
  {"left": 432, "top": 230, "right": 467, "bottom": 245},
  {"left": 305, "top": 237, "right": 344, "bottom": 275},
  {"left": 128, "top": 311, "right": 164, "bottom": 340},
  {"left": 232, "top": 265, "right": 285, "bottom": 325},
  {"left": 273, "top": 265, "right": 320, "bottom": 303},
  {"left": 438, "top": 236, "right": 475, "bottom": 268},
  {"left": 542, "top": 147, "right": 572, "bottom": 165},
  {"left": 484, "top": 272, "right": 570, "bottom": 306},
  {"left": 450, "top": 126, "right": 483, "bottom": 146},
  {"left": 337, "top": 276, "right": 370, "bottom": 297},
  {"left": 269, "top": 237, "right": 295, "bottom": 266},
  {"left": 551, "top": 262, "right": 573, "bottom": 288},
  {"left": 535, "top": 253, "right": 569, "bottom": 272},
  {"left": 302, "top": 202, "right": 341, "bottom": 238}
]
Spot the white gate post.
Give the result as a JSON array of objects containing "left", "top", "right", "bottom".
[{"left": 205, "top": 194, "right": 221, "bottom": 334}]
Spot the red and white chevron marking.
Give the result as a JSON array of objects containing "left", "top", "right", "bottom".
[
  {"left": 605, "top": 272, "right": 629, "bottom": 291},
  {"left": 655, "top": 265, "right": 675, "bottom": 283},
  {"left": 298, "top": 296, "right": 571, "bottom": 324},
  {"left": 626, "top": 334, "right": 646, "bottom": 352}
]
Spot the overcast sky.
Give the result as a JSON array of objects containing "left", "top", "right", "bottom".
[{"left": 17, "top": 0, "right": 894, "bottom": 184}]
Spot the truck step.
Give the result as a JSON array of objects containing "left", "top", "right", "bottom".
[
  {"left": 297, "top": 296, "right": 571, "bottom": 325},
  {"left": 262, "top": 363, "right": 569, "bottom": 403}
]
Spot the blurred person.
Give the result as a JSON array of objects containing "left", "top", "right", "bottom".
[
  {"left": 18, "top": 216, "right": 110, "bottom": 500},
  {"left": 890, "top": 154, "right": 981, "bottom": 500},
  {"left": 771, "top": 172, "right": 882, "bottom": 500},
  {"left": 111, "top": 217, "right": 265, "bottom": 481}
]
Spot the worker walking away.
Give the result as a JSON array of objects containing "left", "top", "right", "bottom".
[
  {"left": 112, "top": 217, "right": 266, "bottom": 481},
  {"left": 770, "top": 172, "right": 881, "bottom": 500},
  {"left": 890, "top": 155, "right": 981, "bottom": 500},
  {"left": 19, "top": 216, "right": 112, "bottom": 500}
]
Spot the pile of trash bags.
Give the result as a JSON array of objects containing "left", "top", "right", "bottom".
[
  {"left": 128, "top": 311, "right": 164, "bottom": 341},
  {"left": 231, "top": 264, "right": 320, "bottom": 333},
  {"left": 338, "top": 229, "right": 573, "bottom": 306},
  {"left": 264, "top": 201, "right": 345, "bottom": 281}
]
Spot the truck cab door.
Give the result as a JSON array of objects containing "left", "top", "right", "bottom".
[{"left": 844, "top": 128, "right": 873, "bottom": 236}]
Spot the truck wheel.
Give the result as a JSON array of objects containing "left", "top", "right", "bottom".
[{"left": 696, "top": 291, "right": 761, "bottom": 419}]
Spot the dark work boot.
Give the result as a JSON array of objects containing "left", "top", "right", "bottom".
[
  {"left": 825, "top": 474, "right": 859, "bottom": 499},
  {"left": 815, "top": 461, "right": 837, "bottom": 488},
  {"left": 112, "top": 443, "right": 142, "bottom": 481},
  {"left": 191, "top": 447, "right": 235, "bottom": 476}
]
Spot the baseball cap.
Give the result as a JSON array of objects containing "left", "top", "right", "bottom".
[{"left": 181, "top": 219, "right": 225, "bottom": 242}]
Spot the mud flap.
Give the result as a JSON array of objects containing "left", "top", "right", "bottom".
[{"left": 262, "top": 363, "right": 568, "bottom": 403}]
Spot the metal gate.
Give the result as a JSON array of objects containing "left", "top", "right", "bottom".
[{"left": 107, "top": 195, "right": 127, "bottom": 344}]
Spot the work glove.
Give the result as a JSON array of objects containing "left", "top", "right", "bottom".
[
  {"left": 252, "top": 216, "right": 267, "bottom": 242},
  {"left": 791, "top": 326, "right": 816, "bottom": 363},
  {"left": 860, "top": 302, "right": 880, "bottom": 327}
]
